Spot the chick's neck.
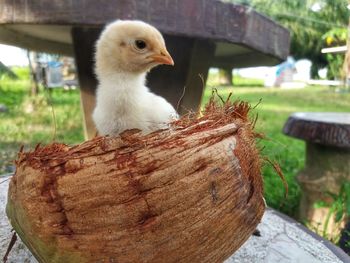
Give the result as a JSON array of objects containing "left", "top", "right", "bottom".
[
  {"left": 95, "top": 70, "right": 149, "bottom": 117},
  {"left": 99, "top": 70, "right": 147, "bottom": 93}
]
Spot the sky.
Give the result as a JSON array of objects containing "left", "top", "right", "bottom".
[{"left": 0, "top": 44, "right": 28, "bottom": 66}]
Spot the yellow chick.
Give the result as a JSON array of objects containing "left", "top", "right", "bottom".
[{"left": 93, "top": 20, "right": 177, "bottom": 136}]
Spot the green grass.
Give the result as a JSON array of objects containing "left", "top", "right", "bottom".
[
  {"left": 207, "top": 72, "right": 264, "bottom": 87},
  {"left": 0, "top": 68, "right": 84, "bottom": 174},
  {"left": 201, "top": 84, "right": 350, "bottom": 216}
]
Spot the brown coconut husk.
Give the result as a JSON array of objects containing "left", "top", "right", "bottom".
[{"left": 6, "top": 98, "right": 266, "bottom": 263}]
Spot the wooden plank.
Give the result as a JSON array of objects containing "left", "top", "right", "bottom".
[
  {"left": 0, "top": 26, "right": 73, "bottom": 56},
  {"left": 244, "top": 10, "right": 290, "bottom": 60},
  {"left": 0, "top": 0, "right": 290, "bottom": 61},
  {"left": 71, "top": 27, "right": 101, "bottom": 140}
]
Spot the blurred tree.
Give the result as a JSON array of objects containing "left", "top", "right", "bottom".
[
  {"left": 218, "top": 68, "right": 233, "bottom": 86},
  {"left": 27, "top": 50, "right": 40, "bottom": 96},
  {"left": 322, "top": 28, "right": 347, "bottom": 79},
  {"left": 0, "top": 61, "right": 18, "bottom": 80},
  {"left": 224, "top": 0, "right": 348, "bottom": 78}
]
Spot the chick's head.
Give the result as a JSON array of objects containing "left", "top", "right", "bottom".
[{"left": 95, "top": 20, "right": 174, "bottom": 75}]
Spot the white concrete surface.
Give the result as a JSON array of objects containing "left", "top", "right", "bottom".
[{"left": 225, "top": 211, "right": 344, "bottom": 263}]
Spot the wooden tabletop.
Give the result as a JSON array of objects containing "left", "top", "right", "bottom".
[
  {"left": 0, "top": 0, "right": 290, "bottom": 68},
  {"left": 283, "top": 112, "right": 350, "bottom": 148}
]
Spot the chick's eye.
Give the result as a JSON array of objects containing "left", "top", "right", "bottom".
[{"left": 135, "top": 40, "right": 147, "bottom": 50}]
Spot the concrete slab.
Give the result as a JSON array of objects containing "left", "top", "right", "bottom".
[{"left": 225, "top": 210, "right": 348, "bottom": 263}]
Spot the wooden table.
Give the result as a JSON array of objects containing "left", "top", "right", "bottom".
[
  {"left": 0, "top": 0, "right": 290, "bottom": 138},
  {"left": 283, "top": 112, "right": 350, "bottom": 238}
]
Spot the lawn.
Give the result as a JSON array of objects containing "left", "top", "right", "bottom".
[
  {"left": 1, "top": 68, "right": 350, "bottom": 218},
  {"left": 203, "top": 74, "right": 350, "bottom": 216},
  {"left": 0, "top": 68, "right": 84, "bottom": 174}
]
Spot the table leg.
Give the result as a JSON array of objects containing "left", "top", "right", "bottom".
[
  {"left": 298, "top": 142, "right": 350, "bottom": 238},
  {"left": 147, "top": 34, "right": 215, "bottom": 114},
  {"left": 71, "top": 27, "right": 100, "bottom": 140}
]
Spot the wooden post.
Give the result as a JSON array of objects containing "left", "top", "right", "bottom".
[
  {"left": 180, "top": 40, "right": 215, "bottom": 113},
  {"left": 148, "top": 35, "right": 215, "bottom": 114},
  {"left": 27, "top": 51, "right": 40, "bottom": 96},
  {"left": 218, "top": 68, "right": 233, "bottom": 86},
  {"left": 71, "top": 27, "right": 100, "bottom": 140}
]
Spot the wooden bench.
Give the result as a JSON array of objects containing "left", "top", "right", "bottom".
[{"left": 0, "top": 0, "right": 290, "bottom": 138}]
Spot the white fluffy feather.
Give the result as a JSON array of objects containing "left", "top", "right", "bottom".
[{"left": 93, "top": 20, "right": 177, "bottom": 136}]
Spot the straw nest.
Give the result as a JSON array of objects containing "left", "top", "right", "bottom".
[{"left": 6, "top": 99, "right": 265, "bottom": 263}]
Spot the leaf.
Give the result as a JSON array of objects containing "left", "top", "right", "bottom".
[
  {"left": 345, "top": 187, "right": 350, "bottom": 216},
  {"left": 335, "top": 208, "right": 344, "bottom": 222},
  {"left": 314, "top": 201, "right": 329, "bottom": 209}
]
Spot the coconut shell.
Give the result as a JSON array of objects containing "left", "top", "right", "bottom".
[{"left": 6, "top": 100, "right": 265, "bottom": 263}]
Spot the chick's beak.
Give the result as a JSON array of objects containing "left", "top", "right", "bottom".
[{"left": 150, "top": 49, "right": 174, "bottom": 66}]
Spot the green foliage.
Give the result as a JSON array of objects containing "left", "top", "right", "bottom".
[
  {"left": 202, "top": 79, "right": 350, "bottom": 216},
  {"left": 323, "top": 28, "right": 347, "bottom": 47},
  {"left": 0, "top": 76, "right": 84, "bottom": 174},
  {"left": 322, "top": 28, "right": 347, "bottom": 80},
  {"left": 232, "top": 74, "right": 264, "bottom": 87},
  {"left": 225, "top": 0, "right": 348, "bottom": 78},
  {"left": 0, "top": 62, "right": 18, "bottom": 80},
  {"left": 207, "top": 72, "right": 264, "bottom": 87},
  {"left": 325, "top": 53, "right": 344, "bottom": 80},
  {"left": 0, "top": 66, "right": 30, "bottom": 82},
  {"left": 11, "top": 67, "right": 30, "bottom": 80},
  {"left": 314, "top": 182, "right": 350, "bottom": 241}
]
